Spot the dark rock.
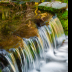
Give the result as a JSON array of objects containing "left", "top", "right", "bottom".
[{"left": 34, "top": 19, "right": 44, "bottom": 27}]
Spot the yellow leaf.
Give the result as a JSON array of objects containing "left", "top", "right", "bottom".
[
  {"left": 35, "top": 2, "right": 39, "bottom": 5},
  {"left": 40, "top": 13, "right": 48, "bottom": 19}
]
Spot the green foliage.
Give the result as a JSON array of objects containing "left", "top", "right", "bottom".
[
  {"left": 63, "top": 19, "right": 68, "bottom": 34},
  {"left": 0, "top": 69, "right": 2, "bottom": 72},
  {"left": 62, "top": 10, "right": 68, "bottom": 19},
  {"left": 57, "top": 10, "right": 68, "bottom": 35},
  {"left": 64, "top": 0, "right": 68, "bottom": 3},
  {"left": 60, "top": 19, "right": 68, "bottom": 35}
]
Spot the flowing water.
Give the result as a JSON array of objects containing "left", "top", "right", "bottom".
[{"left": 0, "top": 17, "right": 68, "bottom": 72}]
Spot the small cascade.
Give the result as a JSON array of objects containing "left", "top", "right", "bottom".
[
  {"left": 49, "top": 17, "right": 65, "bottom": 48},
  {"left": 0, "top": 17, "right": 68, "bottom": 72}
]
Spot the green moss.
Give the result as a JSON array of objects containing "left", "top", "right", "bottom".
[
  {"left": 61, "top": 19, "right": 68, "bottom": 35},
  {"left": 64, "top": 0, "right": 68, "bottom": 3},
  {"left": 58, "top": 10, "right": 68, "bottom": 20},
  {"left": 57, "top": 11, "right": 68, "bottom": 35}
]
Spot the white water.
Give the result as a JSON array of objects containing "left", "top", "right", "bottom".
[
  {"left": 29, "top": 36, "right": 68, "bottom": 72},
  {"left": 0, "top": 17, "right": 68, "bottom": 72}
]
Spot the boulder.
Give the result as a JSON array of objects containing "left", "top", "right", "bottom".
[{"left": 38, "top": 1, "right": 68, "bottom": 10}]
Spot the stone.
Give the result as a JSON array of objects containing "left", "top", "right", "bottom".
[{"left": 38, "top": 1, "right": 67, "bottom": 10}]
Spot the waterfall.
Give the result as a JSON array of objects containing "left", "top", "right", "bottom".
[{"left": 0, "top": 17, "right": 68, "bottom": 72}]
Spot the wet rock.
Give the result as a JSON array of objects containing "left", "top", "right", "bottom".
[
  {"left": 34, "top": 19, "right": 43, "bottom": 27},
  {"left": 0, "top": 52, "right": 9, "bottom": 70},
  {"left": 0, "top": 62, "right": 5, "bottom": 70},
  {"left": 0, "top": 46, "right": 3, "bottom": 49},
  {"left": 34, "top": 12, "right": 53, "bottom": 28},
  {"left": 38, "top": 1, "right": 68, "bottom": 10}
]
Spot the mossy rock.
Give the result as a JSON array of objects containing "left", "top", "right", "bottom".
[
  {"left": 38, "top": 2, "right": 67, "bottom": 11},
  {"left": 38, "top": 6, "right": 67, "bottom": 14}
]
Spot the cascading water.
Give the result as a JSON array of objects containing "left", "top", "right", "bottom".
[{"left": 0, "top": 17, "right": 68, "bottom": 72}]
